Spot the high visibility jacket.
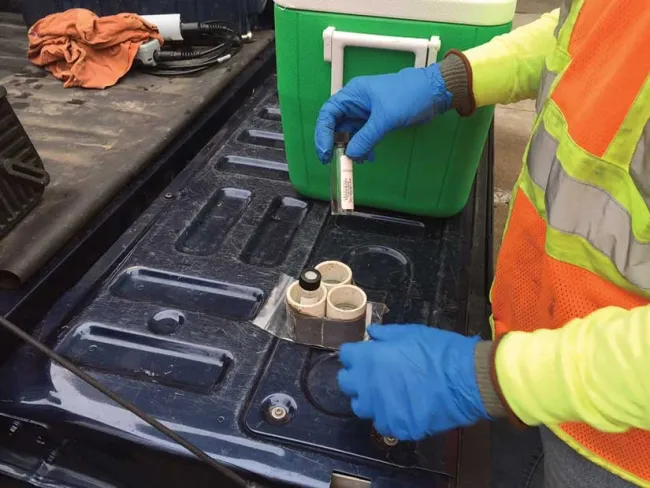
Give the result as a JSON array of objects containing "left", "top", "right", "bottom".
[{"left": 463, "top": 0, "right": 650, "bottom": 485}]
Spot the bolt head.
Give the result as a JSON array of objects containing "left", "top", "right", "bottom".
[
  {"left": 269, "top": 406, "right": 287, "bottom": 420},
  {"left": 383, "top": 436, "right": 398, "bottom": 447}
]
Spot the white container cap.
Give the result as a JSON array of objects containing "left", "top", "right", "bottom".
[{"left": 274, "top": 0, "right": 517, "bottom": 26}]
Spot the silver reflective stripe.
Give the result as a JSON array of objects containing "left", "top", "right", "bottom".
[
  {"left": 527, "top": 122, "right": 559, "bottom": 187},
  {"left": 535, "top": 68, "right": 558, "bottom": 113},
  {"left": 527, "top": 123, "right": 650, "bottom": 290},
  {"left": 554, "top": 0, "right": 571, "bottom": 37},
  {"left": 630, "top": 120, "right": 650, "bottom": 207}
]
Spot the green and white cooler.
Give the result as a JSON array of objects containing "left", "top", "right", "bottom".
[{"left": 274, "top": 0, "right": 517, "bottom": 217}]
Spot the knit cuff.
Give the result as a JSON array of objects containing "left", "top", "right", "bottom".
[
  {"left": 474, "top": 341, "right": 507, "bottom": 418},
  {"left": 439, "top": 50, "right": 476, "bottom": 116},
  {"left": 478, "top": 337, "right": 529, "bottom": 429}
]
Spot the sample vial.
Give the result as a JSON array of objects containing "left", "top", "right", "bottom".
[
  {"left": 330, "top": 132, "right": 354, "bottom": 215},
  {"left": 298, "top": 269, "right": 322, "bottom": 305}
]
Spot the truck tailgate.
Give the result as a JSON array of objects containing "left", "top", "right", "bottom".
[{"left": 0, "top": 74, "right": 493, "bottom": 488}]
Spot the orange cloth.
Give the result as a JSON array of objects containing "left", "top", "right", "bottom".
[{"left": 27, "top": 9, "right": 163, "bottom": 89}]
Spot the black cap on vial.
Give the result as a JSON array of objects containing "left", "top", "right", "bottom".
[
  {"left": 299, "top": 269, "right": 321, "bottom": 291},
  {"left": 333, "top": 132, "right": 350, "bottom": 146}
]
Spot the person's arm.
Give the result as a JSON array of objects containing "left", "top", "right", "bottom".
[
  {"left": 442, "top": 9, "right": 560, "bottom": 111},
  {"left": 476, "top": 305, "right": 650, "bottom": 431}
]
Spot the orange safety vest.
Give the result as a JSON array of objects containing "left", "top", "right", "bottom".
[{"left": 491, "top": 0, "right": 650, "bottom": 485}]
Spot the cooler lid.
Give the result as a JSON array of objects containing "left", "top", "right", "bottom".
[{"left": 274, "top": 0, "right": 517, "bottom": 26}]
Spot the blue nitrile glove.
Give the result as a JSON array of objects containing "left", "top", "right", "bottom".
[
  {"left": 337, "top": 324, "right": 489, "bottom": 441},
  {"left": 314, "top": 63, "right": 453, "bottom": 163}
]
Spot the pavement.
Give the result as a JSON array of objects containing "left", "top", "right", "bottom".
[{"left": 492, "top": 0, "right": 555, "bottom": 259}]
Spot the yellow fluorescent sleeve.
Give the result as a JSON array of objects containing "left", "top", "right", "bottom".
[
  {"left": 464, "top": 9, "right": 560, "bottom": 107},
  {"left": 495, "top": 305, "right": 650, "bottom": 432}
]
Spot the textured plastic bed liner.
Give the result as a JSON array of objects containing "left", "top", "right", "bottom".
[
  {"left": 0, "top": 12, "right": 274, "bottom": 287},
  {"left": 0, "top": 74, "right": 492, "bottom": 488}
]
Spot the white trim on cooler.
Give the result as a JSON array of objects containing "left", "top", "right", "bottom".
[{"left": 274, "top": 0, "right": 517, "bottom": 27}]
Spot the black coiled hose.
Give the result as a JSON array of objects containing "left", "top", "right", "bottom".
[{"left": 147, "top": 20, "right": 243, "bottom": 76}]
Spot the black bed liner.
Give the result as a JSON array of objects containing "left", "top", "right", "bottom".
[
  {"left": 0, "top": 12, "right": 273, "bottom": 289},
  {"left": 0, "top": 13, "right": 275, "bottom": 349},
  {"left": 0, "top": 71, "right": 494, "bottom": 487}
]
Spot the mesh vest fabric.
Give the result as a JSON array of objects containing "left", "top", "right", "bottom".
[{"left": 490, "top": 0, "right": 650, "bottom": 485}]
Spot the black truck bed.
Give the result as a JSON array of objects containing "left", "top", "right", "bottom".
[
  {"left": 0, "top": 12, "right": 274, "bottom": 320},
  {"left": 0, "top": 69, "right": 494, "bottom": 487}
]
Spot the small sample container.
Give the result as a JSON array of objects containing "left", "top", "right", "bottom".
[
  {"left": 298, "top": 269, "right": 322, "bottom": 305},
  {"left": 330, "top": 132, "right": 354, "bottom": 215},
  {"left": 326, "top": 284, "right": 367, "bottom": 321},
  {"left": 286, "top": 269, "right": 327, "bottom": 317}
]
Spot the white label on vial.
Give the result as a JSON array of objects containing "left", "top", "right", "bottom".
[{"left": 339, "top": 155, "right": 354, "bottom": 211}]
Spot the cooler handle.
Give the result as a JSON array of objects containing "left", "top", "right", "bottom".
[{"left": 323, "top": 27, "right": 442, "bottom": 95}]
